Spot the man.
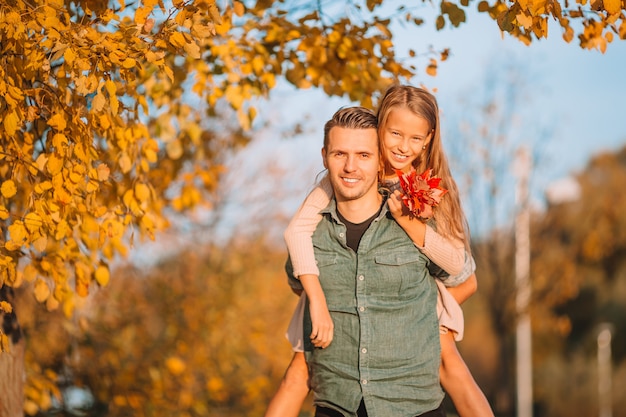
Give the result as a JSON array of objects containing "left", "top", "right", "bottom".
[{"left": 287, "top": 107, "right": 445, "bottom": 417}]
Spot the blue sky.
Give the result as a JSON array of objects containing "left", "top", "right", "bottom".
[{"left": 212, "top": 8, "right": 626, "bottom": 241}]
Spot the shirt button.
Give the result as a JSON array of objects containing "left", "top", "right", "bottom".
[
  {"left": 339, "top": 232, "right": 345, "bottom": 238},
  {"left": 359, "top": 306, "right": 365, "bottom": 312},
  {"left": 361, "top": 348, "right": 367, "bottom": 354},
  {"left": 361, "top": 379, "right": 368, "bottom": 385},
  {"left": 358, "top": 275, "right": 364, "bottom": 281}
]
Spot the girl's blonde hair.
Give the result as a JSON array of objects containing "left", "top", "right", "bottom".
[{"left": 377, "top": 84, "right": 470, "bottom": 247}]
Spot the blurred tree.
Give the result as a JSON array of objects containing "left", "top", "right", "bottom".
[
  {"left": 11, "top": 238, "right": 301, "bottom": 417},
  {"left": 70, "top": 239, "right": 299, "bottom": 417},
  {"left": 528, "top": 146, "right": 626, "bottom": 415},
  {"left": 2, "top": 0, "right": 626, "bottom": 414}
]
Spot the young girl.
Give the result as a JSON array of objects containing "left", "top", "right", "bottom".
[{"left": 264, "top": 85, "right": 493, "bottom": 417}]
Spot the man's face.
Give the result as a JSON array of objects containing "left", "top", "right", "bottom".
[{"left": 322, "top": 126, "right": 379, "bottom": 203}]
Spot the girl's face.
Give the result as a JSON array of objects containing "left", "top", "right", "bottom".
[{"left": 381, "top": 107, "right": 432, "bottom": 175}]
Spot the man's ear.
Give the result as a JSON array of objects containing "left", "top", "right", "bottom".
[{"left": 321, "top": 147, "right": 328, "bottom": 169}]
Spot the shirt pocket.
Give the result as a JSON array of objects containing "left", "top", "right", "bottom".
[
  {"left": 314, "top": 253, "right": 353, "bottom": 310},
  {"left": 315, "top": 253, "right": 338, "bottom": 269},
  {"left": 374, "top": 251, "right": 427, "bottom": 299}
]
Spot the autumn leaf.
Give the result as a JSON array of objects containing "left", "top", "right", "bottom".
[
  {"left": 2, "top": 111, "right": 20, "bottom": 136},
  {"left": 47, "top": 113, "right": 67, "bottom": 131},
  {"left": 1, "top": 179, "right": 17, "bottom": 198},
  {"left": 95, "top": 264, "right": 110, "bottom": 287},
  {"left": 34, "top": 279, "right": 51, "bottom": 303},
  {"left": 165, "top": 357, "right": 186, "bottom": 375},
  {"left": 395, "top": 168, "right": 448, "bottom": 217}
]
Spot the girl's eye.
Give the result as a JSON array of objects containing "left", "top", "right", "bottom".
[{"left": 411, "top": 137, "right": 424, "bottom": 142}]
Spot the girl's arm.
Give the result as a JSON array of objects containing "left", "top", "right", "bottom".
[
  {"left": 284, "top": 175, "right": 332, "bottom": 277},
  {"left": 387, "top": 190, "right": 465, "bottom": 275},
  {"left": 447, "top": 274, "right": 477, "bottom": 305},
  {"left": 299, "top": 274, "right": 333, "bottom": 349},
  {"left": 442, "top": 252, "right": 478, "bottom": 305},
  {"left": 284, "top": 175, "right": 334, "bottom": 348}
]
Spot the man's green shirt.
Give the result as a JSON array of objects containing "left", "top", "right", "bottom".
[{"left": 287, "top": 198, "right": 444, "bottom": 417}]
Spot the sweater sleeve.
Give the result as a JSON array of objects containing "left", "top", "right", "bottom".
[
  {"left": 441, "top": 251, "right": 476, "bottom": 287},
  {"left": 284, "top": 175, "right": 333, "bottom": 277},
  {"left": 415, "top": 225, "right": 465, "bottom": 276}
]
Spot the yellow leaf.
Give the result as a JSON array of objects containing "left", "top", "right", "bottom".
[
  {"left": 24, "top": 264, "right": 37, "bottom": 282},
  {"left": 426, "top": 59, "right": 438, "bottom": 76},
  {"left": 169, "top": 32, "right": 187, "bottom": 48},
  {"left": 64, "top": 48, "right": 76, "bottom": 65},
  {"left": 233, "top": 1, "right": 245, "bottom": 16},
  {"left": 8, "top": 222, "right": 27, "bottom": 244},
  {"left": 123, "top": 189, "right": 134, "bottom": 205},
  {"left": 54, "top": 186, "right": 72, "bottom": 205},
  {"left": 516, "top": 12, "right": 533, "bottom": 29},
  {"left": 34, "top": 279, "right": 51, "bottom": 303},
  {"left": 183, "top": 40, "right": 201, "bottom": 59},
  {"left": 119, "top": 153, "right": 132, "bottom": 173},
  {"left": 191, "top": 23, "right": 216, "bottom": 38},
  {"left": 99, "top": 114, "right": 111, "bottom": 129},
  {"left": 52, "top": 133, "right": 68, "bottom": 150},
  {"left": 33, "top": 235, "right": 48, "bottom": 252},
  {"left": 165, "top": 356, "right": 186, "bottom": 375},
  {"left": 2, "top": 111, "right": 20, "bottom": 136},
  {"left": 252, "top": 55, "right": 264, "bottom": 74},
  {"left": 95, "top": 265, "right": 110, "bottom": 287},
  {"left": 47, "top": 153, "right": 64, "bottom": 175},
  {"left": 0, "top": 333, "right": 9, "bottom": 353},
  {"left": 122, "top": 58, "right": 136, "bottom": 69},
  {"left": 105, "top": 79, "right": 117, "bottom": 96},
  {"left": 135, "top": 183, "right": 150, "bottom": 202},
  {"left": 604, "top": 0, "right": 621, "bottom": 14},
  {"left": 24, "top": 213, "right": 43, "bottom": 233},
  {"left": 164, "top": 66, "right": 174, "bottom": 82},
  {"left": 92, "top": 92, "right": 106, "bottom": 112},
  {"left": 97, "top": 163, "right": 110, "bottom": 181},
  {"left": 166, "top": 139, "right": 183, "bottom": 159},
  {"left": 208, "top": 2, "right": 222, "bottom": 24},
  {"left": 46, "top": 296, "right": 60, "bottom": 311},
  {"left": 34, "top": 181, "right": 53, "bottom": 194},
  {"left": 0, "top": 301, "right": 12, "bottom": 313},
  {"left": 0, "top": 205, "right": 8, "bottom": 220},
  {"left": 1, "top": 180, "right": 17, "bottom": 198},
  {"left": 47, "top": 113, "right": 67, "bottom": 131},
  {"left": 55, "top": 219, "right": 70, "bottom": 240},
  {"left": 36, "top": 154, "right": 48, "bottom": 171},
  {"left": 134, "top": 5, "right": 152, "bottom": 24}
]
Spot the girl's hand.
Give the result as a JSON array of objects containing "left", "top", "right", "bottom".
[
  {"left": 387, "top": 190, "right": 407, "bottom": 220},
  {"left": 309, "top": 300, "right": 334, "bottom": 349},
  {"left": 388, "top": 190, "right": 434, "bottom": 221}
]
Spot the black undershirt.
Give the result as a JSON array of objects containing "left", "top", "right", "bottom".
[{"left": 336, "top": 205, "right": 383, "bottom": 252}]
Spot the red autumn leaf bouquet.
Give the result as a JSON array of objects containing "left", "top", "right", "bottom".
[{"left": 395, "top": 168, "right": 448, "bottom": 217}]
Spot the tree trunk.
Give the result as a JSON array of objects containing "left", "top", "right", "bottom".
[
  {"left": 1, "top": 287, "right": 24, "bottom": 417},
  {"left": 0, "top": 339, "right": 24, "bottom": 417}
]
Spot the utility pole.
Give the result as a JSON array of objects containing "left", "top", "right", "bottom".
[
  {"left": 514, "top": 146, "right": 532, "bottom": 417},
  {"left": 598, "top": 323, "right": 613, "bottom": 417}
]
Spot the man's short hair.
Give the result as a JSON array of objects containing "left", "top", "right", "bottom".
[{"left": 323, "top": 106, "right": 378, "bottom": 150}]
